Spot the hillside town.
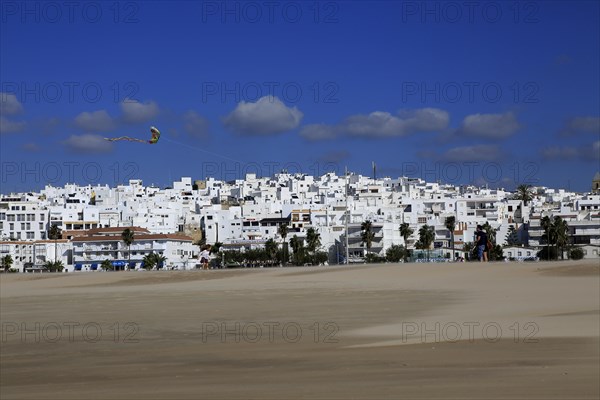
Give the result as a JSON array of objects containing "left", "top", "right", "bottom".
[{"left": 1, "top": 171, "right": 599, "bottom": 272}]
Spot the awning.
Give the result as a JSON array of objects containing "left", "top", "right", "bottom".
[
  {"left": 74, "top": 263, "right": 82, "bottom": 271},
  {"left": 90, "top": 263, "right": 98, "bottom": 270}
]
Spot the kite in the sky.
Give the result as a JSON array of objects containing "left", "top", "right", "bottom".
[{"left": 104, "top": 126, "right": 161, "bottom": 144}]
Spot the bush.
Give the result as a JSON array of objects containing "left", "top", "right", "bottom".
[
  {"left": 44, "top": 261, "right": 64, "bottom": 272},
  {"left": 385, "top": 245, "right": 406, "bottom": 263},
  {"left": 365, "top": 253, "right": 386, "bottom": 263},
  {"left": 569, "top": 248, "right": 584, "bottom": 260}
]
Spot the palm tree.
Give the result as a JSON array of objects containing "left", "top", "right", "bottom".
[
  {"left": 101, "top": 259, "right": 113, "bottom": 271},
  {"left": 505, "top": 225, "right": 519, "bottom": 246},
  {"left": 552, "top": 217, "right": 569, "bottom": 260},
  {"left": 417, "top": 224, "right": 435, "bottom": 260},
  {"left": 399, "top": 222, "right": 414, "bottom": 262},
  {"left": 482, "top": 222, "right": 498, "bottom": 245},
  {"left": 278, "top": 223, "right": 288, "bottom": 266},
  {"left": 121, "top": 228, "right": 135, "bottom": 271},
  {"left": 361, "top": 220, "right": 376, "bottom": 257},
  {"left": 289, "top": 235, "right": 305, "bottom": 266},
  {"left": 155, "top": 253, "right": 167, "bottom": 269},
  {"left": 48, "top": 224, "right": 62, "bottom": 263},
  {"left": 444, "top": 216, "right": 456, "bottom": 258},
  {"left": 264, "top": 238, "right": 278, "bottom": 266},
  {"left": 540, "top": 216, "right": 552, "bottom": 261},
  {"left": 515, "top": 184, "right": 535, "bottom": 206},
  {"left": 1, "top": 255, "right": 13, "bottom": 272},
  {"left": 142, "top": 252, "right": 167, "bottom": 270},
  {"left": 306, "top": 227, "right": 321, "bottom": 254}
]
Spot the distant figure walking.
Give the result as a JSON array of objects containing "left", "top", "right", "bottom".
[
  {"left": 199, "top": 245, "right": 211, "bottom": 270},
  {"left": 475, "top": 225, "right": 489, "bottom": 262}
]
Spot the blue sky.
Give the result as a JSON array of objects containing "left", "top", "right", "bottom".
[{"left": 1, "top": 1, "right": 599, "bottom": 192}]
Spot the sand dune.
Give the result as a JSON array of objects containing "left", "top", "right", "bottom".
[{"left": 1, "top": 261, "right": 598, "bottom": 399}]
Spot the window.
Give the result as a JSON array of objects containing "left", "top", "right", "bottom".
[
  {"left": 26, "top": 232, "right": 34, "bottom": 239},
  {"left": 518, "top": 251, "right": 522, "bottom": 256},
  {"left": 17, "top": 215, "right": 24, "bottom": 221}
]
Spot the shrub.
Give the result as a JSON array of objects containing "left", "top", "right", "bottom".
[{"left": 569, "top": 248, "right": 584, "bottom": 260}]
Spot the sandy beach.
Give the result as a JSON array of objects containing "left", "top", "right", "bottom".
[{"left": 1, "top": 260, "right": 598, "bottom": 400}]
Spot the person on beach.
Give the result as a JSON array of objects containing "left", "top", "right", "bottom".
[
  {"left": 199, "top": 245, "right": 211, "bottom": 270},
  {"left": 475, "top": 225, "right": 488, "bottom": 262}
]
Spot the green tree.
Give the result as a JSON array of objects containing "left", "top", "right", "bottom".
[
  {"left": 399, "top": 222, "right": 414, "bottom": 262},
  {"left": 552, "top": 217, "right": 569, "bottom": 260},
  {"left": 306, "top": 227, "right": 322, "bottom": 254},
  {"left": 45, "top": 260, "right": 64, "bottom": 273},
  {"left": 417, "top": 224, "right": 435, "bottom": 260},
  {"left": 386, "top": 244, "right": 406, "bottom": 263},
  {"left": 361, "top": 220, "right": 376, "bottom": 256},
  {"left": 211, "top": 242, "right": 223, "bottom": 254},
  {"left": 540, "top": 216, "right": 552, "bottom": 261},
  {"left": 48, "top": 224, "right": 62, "bottom": 263},
  {"left": 569, "top": 247, "right": 584, "bottom": 260},
  {"left": 311, "top": 251, "right": 329, "bottom": 265},
  {"left": 289, "top": 235, "right": 306, "bottom": 266},
  {"left": 101, "top": 259, "right": 113, "bottom": 271},
  {"left": 488, "top": 244, "right": 505, "bottom": 261},
  {"left": 142, "top": 252, "right": 167, "bottom": 270},
  {"left": 481, "top": 222, "right": 498, "bottom": 245},
  {"left": 264, "top": 238, "right": 278, "bottom": 266},
  {"left": 505, "top": 225, "right": 519, "bottom": 246},
  {"left": 515, "top": 184, "right": 535, "bottom": 206},
  {"left": 1, "top": 255, "right": 13, "bottom": 272},
  {"left": 444, "top": 216, "right": 456, "bottom": 257},
  {"left": 121, "top": 228, "right": 135, "bottom": 270},
  {"left": 278, "top": 223, "right": 289, "bottom": 266}
]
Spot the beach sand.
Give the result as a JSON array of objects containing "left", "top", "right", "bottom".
[{"left": 1, "top": 260, "right": 598, "bottom": 399}]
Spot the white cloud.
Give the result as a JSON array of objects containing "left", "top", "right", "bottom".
[
  {"left": 0, "top": 93, "right": 26, "bottom": 134},
  {"left": 0, "top": 116, "right": 26, "bottom": 134},
  {"left": 22, "top": 142, "right": 41, "bottom": 152},
  {"left": 299, "top": 124, "right": 337, "bottom": 141},
  {"left": 559, "top": 116, "right": 600, "bottom": 136},
  {"left": 0, "top": 92, "right": 23, "bottom": 115},
  {"left": 74, "top": 110, "right": 116, "bottom": 132},
  {"left": 542, "top": 141, "right": 600, "bottom": 161},
  {"left": 442, "top": 145, "right": 502, "bottom": 162},
  {"left": 222, "top": 96, "right": 303, "bottom": 135},
  {"left": 300, "top": 107, "right": 449, "bottom": 141},
  {"left": 457, "top": 112, "right": 520, "bottom": 139},
  {"left": 63, "top": 133, "right": 113, "bottom": 153},
  {"left": 183, "top": 111, "right": 210, "bottom": 138},
  {"left": 121, "top": 99, "right": 160, "bottom": 124}
]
